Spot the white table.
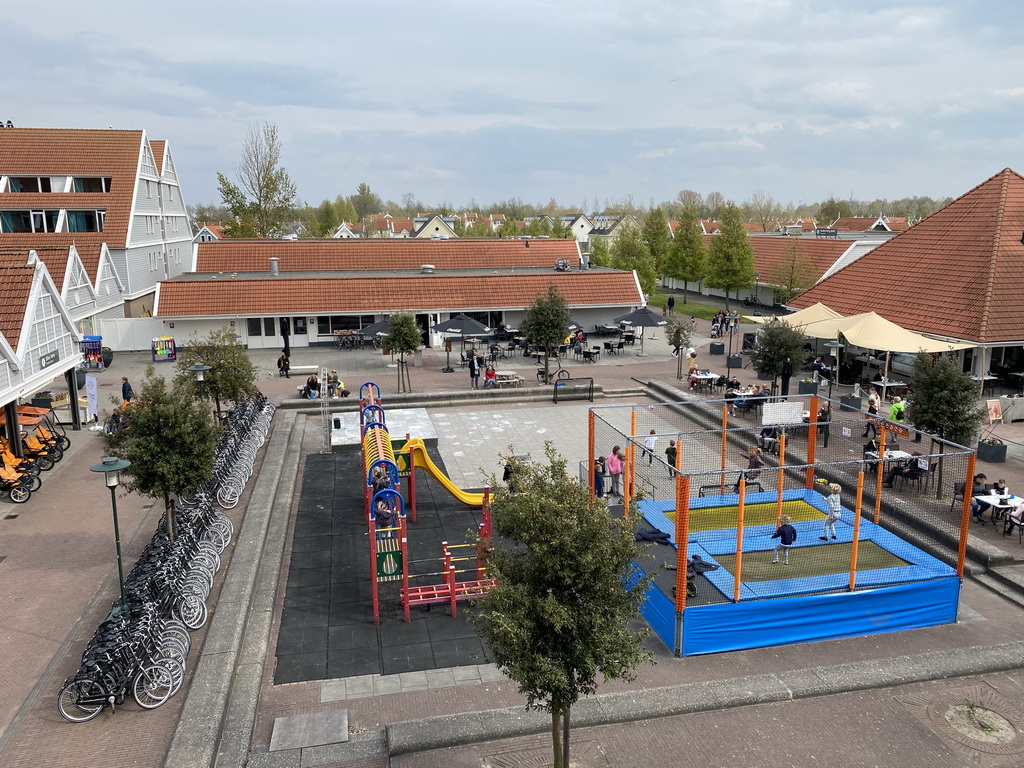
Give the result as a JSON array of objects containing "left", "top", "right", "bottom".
[
  {"left": 976, "top": 493, "right": 1019, "bottom": 524},
  {"left": 689, "top": 373, "right": 718, "bottom": 392},
  {"left": 865, "top": 449, "right": 913, "bottom": 462}
]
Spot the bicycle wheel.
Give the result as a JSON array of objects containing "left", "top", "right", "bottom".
[
  {"left": 557, "top": 368, "right": 571, "bottom": 380},
  {"left": 132, "top": 664, "right": 173, "bottom": 709},
  {"left": 8, "top": 484, "right": 31, "bottom": 503},
  {"left": 176, "top": 595, "right": 208, "bottom": 629},
  {"left": 57, "top": 677, "right": 104, "bottom": 722}
]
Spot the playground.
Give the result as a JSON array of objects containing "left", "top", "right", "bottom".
[
  {"left": 274, "top": 384, "right": 495, "bottom": 684},
  {"left": 591, "top": 395, "right": 974, "bottom": 657}
]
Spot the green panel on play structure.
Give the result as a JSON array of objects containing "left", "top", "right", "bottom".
[
  {"left": 376, "top": 546, "right": 403, "bottom": 582},
  {"left": 390, "top": 438, "right": 410, "bottom": 476}
]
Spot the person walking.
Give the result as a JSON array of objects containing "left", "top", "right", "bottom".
[
  {"left": 889, "top": 396, "right": 907, "bottom": 424},
  {"left": 606, "top": 446, "right": 624, "bottom": 497},
  {"left": 645, "top": 429, "right": 657, "bottom": 465},
  {"left": 665, "top": 440, "right": 677, "bottom": 478},
  {"left": 594, "top": 456, "right": 606, "bottom": 498},
  {"left": 667, "top": 295, "right": 675, "bottom": 313},
  {"left": 771, "top": 515, "right": 798, "bottom": 564},
  {"left": 820, "top": 484, "right": 842, "bottom": 541},
  {"left": 120, "top": 377, "right": 134, "bottom": 404},
  {"left": 862, "top": 393, "right": 879, "bottom": 437}
]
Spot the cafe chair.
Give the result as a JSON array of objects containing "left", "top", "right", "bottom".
[
  {"left": 949, "top": 482, "right": 965, "bottom": 514},
  {"left": 615, "top": 340, "right": 626, "bottom": 354},
  {"left": 604, "top": 341, "right": 615, "bottom": 355}
]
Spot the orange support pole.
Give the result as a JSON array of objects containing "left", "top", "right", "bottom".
[
  {"left": 775, "top": 433, "right": 787, "bottom": 524},
  {"left": 805, "top": 395, "right": 818, "bottom": 488},
  {"left": 674, "top": 475, "right": 690, "bottom": 613},
  {"left": 623, "top": 442, "right": 632, "bottom": 517},
  {"left": 873, "top": 424, "right": 888, "bottom": 524},
  {"left": 720, "top": 406, "right": 728, "bottom": 494},
  {"left": 848, "top": 471, "right": 865, "bottom": 591},
  {"left": 588, "top": 410, "right": 596, "bottom": 502},
  {"left": 734, "top": 480, "right": 745, "bottom": 603},
  {"left": 956, "top": 454, "right": 977, "bottom": 577}
]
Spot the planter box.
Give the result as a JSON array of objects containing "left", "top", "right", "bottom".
[
  {"left": 840, "top": 394, "right": 862, "bottom": 412},
  {"left": 726, "top": 355, "right": 743, "bottom": 369},
  {"left": 977, "top": 441, "right": 1007, "bottom": 463},
  {"left": 757, "top": 370, "right": 773, "bottom": 381},
  {"left": 798, "top": 381, "right": 819, "bottom": 395},
  {"left": 709, "top": 342, "right": 725, "bottom": 356},
  {"left": 101, "top": 348, "right": 114, "bottom": 368}
]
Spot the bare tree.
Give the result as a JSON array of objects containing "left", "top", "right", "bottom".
[
  {"left": 744, "top": 189, "right": 784, "bottom": 232},
  {"left": 216, "top": 123, "right": 296, "bottom": 237}
]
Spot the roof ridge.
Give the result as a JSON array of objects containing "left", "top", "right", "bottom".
[{"left": 975, "top": 170, "right": 1013, "bottom": 341}]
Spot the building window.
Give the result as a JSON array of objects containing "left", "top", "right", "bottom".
[
  {"left": 247, "top": 318, "right": 262, "bottom": 336},
  {"left": 72, "top": 177, "right": 110, "bottom": 193},
  {"left": 168, "top": 186, "right": 174, "bottom": 202},
  {"left": 0, "top": 209, "right": 60, "bottom": 233},
  {"left": 66, "top": 210, "right": 103, "bottom": 233},
  {"left": 8, "top": 177, "right": 52, "bottom": 193},
  {"left": 316, "top": 315, "right": 374, "bottom": 334},
  {"left": 293, "top": 317, "right": 307, "bottom": 335},
  {"left": 263, "top": 318, "right": 276, "bottom": 336}
]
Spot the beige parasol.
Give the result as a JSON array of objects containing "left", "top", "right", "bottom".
[{"left": 744, "top": 302, "right": 842, "bottom": 326}]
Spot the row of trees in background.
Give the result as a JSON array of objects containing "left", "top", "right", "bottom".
[{"left": 197, "top": 123, "right": 953, "bottom": 239}]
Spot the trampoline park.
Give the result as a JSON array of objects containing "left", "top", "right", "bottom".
[{"left": 589, "top": 395, "right": 975, "bottom": 657}]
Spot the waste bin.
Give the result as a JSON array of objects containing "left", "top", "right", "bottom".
[{"left": 709, "top": 342, "right": 725, "bottom": 356}]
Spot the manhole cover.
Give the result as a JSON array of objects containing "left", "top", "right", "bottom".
[{"left": 898, "top": 683, "right": 1024, "bottom": 764}]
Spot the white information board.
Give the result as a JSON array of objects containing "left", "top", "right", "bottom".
[{"left": 761, "top": 400, "right": 805, "bottom": 426}]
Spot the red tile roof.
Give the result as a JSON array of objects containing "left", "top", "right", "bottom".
[
  {"left": 156, "top": 271, "right": 641, "bottom": 317},
  {"left": 0, "top": 265, "right": 35, "bottom": 342},
  {"left": 0, "top": 128, "right": 146, "bottom": 247},
  {"left": 150, "top": 140, "right": 166, "bottom": 174},
  {"left": 727, "top": 236, "right": 851, "bottom": 280},
  {"left": 194, "top": 238, "right": 581, "bottom": 273},
  {"left": 791, "top": 168, "right": 1024, "bottom": 343},
  {"left": 0, "top": 235, "right": 103, "bottom": 286}
]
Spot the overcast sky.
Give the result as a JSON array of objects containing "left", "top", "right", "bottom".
[{"left": 5, "top": 0, "right": 1022, "bottom": 211}]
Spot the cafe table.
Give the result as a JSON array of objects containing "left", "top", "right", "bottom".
[{"left": 975, "top": 493, "right": 1019, "bottom": 523}]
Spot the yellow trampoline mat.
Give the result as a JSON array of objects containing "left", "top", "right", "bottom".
[
  {"left": 665, "top": 500, "right": 822, "bottom": 532},
  {"left": 713, "top": 541, "right": 910, "bottom": 582}
]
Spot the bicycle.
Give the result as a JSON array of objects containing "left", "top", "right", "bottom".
[
  {"left": 742, "top": 295, "right": 771, "bottom": 309},
  {"left": 537, "top": 365, "right": 571, "bottom": 385}
]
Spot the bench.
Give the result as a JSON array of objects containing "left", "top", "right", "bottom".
[
  {"left": 496, "top": 376, "right": 525, "bottom": 389},
  {"left": 288, "top": 364, "right": 319, "bottom": 374}
]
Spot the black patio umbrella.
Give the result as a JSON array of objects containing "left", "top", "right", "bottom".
[
  {"left": 361, "top": 319, "right": 392, "bottom": 337},
  {"left": 612, "top": 307, "right": 668, "bottom": 356},
  {"left": 567, "top": 318, "right": 588, "bottom": 333},
  {"left": 431, "top": 314, "right": 491, "bottom": 373}
]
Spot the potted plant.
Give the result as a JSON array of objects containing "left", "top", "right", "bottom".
[
  {"left": 31, "top": 390, "right": 54, "bottom": 409},
  {"left": 840, "top": 392, "right": 862, "bottom": 412},
  {"left": 101, "top": 346, "right": 114, "bottom": 368},
  {"left": 709, "top": 341, "right": 725, "bottom": 355},
  {"left": 977, "top": 437, "right": 1007, "bottom": 463},
  {"left": 798, "top": 378, "right": 819, "bottom": 395},
  {"left": 726, "top": 354, "right": 743, "bottom": 369}
]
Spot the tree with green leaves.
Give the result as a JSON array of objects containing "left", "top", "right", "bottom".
[
  {"left": 666, "top": 314, "right": 696, "bottom": 379},
  {"left": 747, "top": 320, "right": 806, "bottom": 393},
  {"left": 611, "top": 225, "right": 657, "bottom": 296},
  {"left": 705, "top": 202, "right": 756, "bottom": 310},
  {"left": 641, "top": 206, "right": 671, "bottom": 275},
  {"left": 908, "top": 353, "right": 986, "bottom": 497},
  {"left": 522, "top": 285, "right": 570, "bottom": 384},
  {"left": 351, "top": 183, "right": 383, "bottom": 222},
  {"left": 663, "top": 206, "right": 707, "bottom": 303},
  {"left": 216, "top": 123, "right": 297, "bottom": 238},
  {"left": 105, "top": 370, "right": 219, "bottom": 540},
  {"left": 768, "top": 238, "right": 820, "bottom": 305},
  {"left": 474, "top": 444, "right": 653, "bottom": 768},
  {"left": 818, "top": 195, "right": 853, "bottom": 226},
  {"left": 385, "top": 312, "right": 421, "bottom": 393},
  {"left": 173, "top": 327, "right": 259, "bottom": 420},
  {"left": 587, "top": 237, "right": 611, "bottom": 267}
]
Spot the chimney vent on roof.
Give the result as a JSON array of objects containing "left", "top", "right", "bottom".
[
  {"left": 269, "top": 257, "right": 279, "bottom": 277},
  {"left": 421, "top": 264, "right": 435, "bottom": 274}
]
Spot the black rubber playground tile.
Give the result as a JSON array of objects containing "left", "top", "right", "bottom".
[
  {"left": 381, "top": 642, "right": 436, "bottom": 675},
  {"left": 327, "top": 645, "right": 381, "bottom": 678},
  {"left": 276, "top": 625, "right": 329, "bottom": 656},
  {"left": 328, "top": 622, "right": 380, "bottom": 651},
  {"left": 431, "top": 636, "right": 489, "bottom": 668},
  {"left": 275, "top": 651, "right": 328, "bottom": 684},
  {"left": 281, "top": 602, "right": 330, "bottom": 630},
  {"left": 378, "top": 618, "right": 431, "bottom": 647},
  {"left": 287, "top": 564, "right": 332, "bottom": 588},
  {"left": 424, "top": 613, "right": 480, "bottom": 642},
  {"left": 283, "top": 584, "right": 331, "bottom": 609},
  {"left": 328, "top": 601, "right": 376, "bottom": 627}
]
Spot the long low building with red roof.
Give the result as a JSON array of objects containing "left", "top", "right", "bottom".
[{"left": 153, "top": 238, "right": 646, "bottom": 350}]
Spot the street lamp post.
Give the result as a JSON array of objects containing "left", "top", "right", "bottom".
[
  {"left": 187, "top": 363, "right": 214, "bottom": 420},
  {"left": 89, "top": 456, "right": 132, "bottom": 614},
  {"left": 754, "top": 272, "right": 760, "bottom": 307},
  {"left": 824, "top": 339, "right": 844, "bottom": 402}
]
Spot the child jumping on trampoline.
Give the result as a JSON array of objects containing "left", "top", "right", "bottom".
[
  {"left": 820, "top": 483, "right": 842, "bottom": 541},
  {"left": 771, "top": 515, "right": 797, "bottom": 564}
]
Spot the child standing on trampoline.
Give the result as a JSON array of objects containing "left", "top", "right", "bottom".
[
  {"left": 820, "top": 483, "right": 842, "bottom": 541},
  {"left": 771, "top": 515, "right": 797, "bottom": 564}
]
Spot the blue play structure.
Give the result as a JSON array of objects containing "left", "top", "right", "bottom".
[{"left": 635, "top": 488, "right": 960, "bottom": 656}]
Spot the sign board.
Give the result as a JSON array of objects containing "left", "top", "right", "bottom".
[
  {"left": 85, "top": 374, "right": 98, "bottom": 419},
  {"left": 987, "top": 399, "right": 1003, "bottom": 425},
  {"left": 762, "top": 400, "right": 805, "bottom": 426},
  {"left": 39, "top": 350, "right": 59, "bottom": 369},
  {"left": 885, "top": 422, "right": 910, "bottom": 438}
]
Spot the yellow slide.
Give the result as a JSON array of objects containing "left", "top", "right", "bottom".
[{"left": 399, "top": 437, "right": 484, "bottom": 507}]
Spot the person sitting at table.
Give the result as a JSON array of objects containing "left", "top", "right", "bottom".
[
  {"left": 971, "top": 473, "right": 991, "bottom": 523},
  {"left": 863, "top": 436, "right": 880, "bottom": 460},
  {"left": 482, "top": 365, "right": 498, "bottom": 389},
  {"left": 1003, "top": 499, "right": 1024, "bottom": 537},
  {"left": 728, "top": 375, "right": 741, "bottom": 390},
  {"left": 757, "top": 426, "right": 779, "bottom": 453},
  {"left": 724, "top": 386, "right": 738, "bottom": 415},
  {"left": 883, "top": 452, "right": 921, "bottom": 487}
]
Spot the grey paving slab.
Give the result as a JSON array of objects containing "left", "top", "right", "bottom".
[
  {"left": 269, "top": 708, "right": 349, "bottom": 752},
  {"left": 399, "top": 670, "right": 430, "bottom": 691}
]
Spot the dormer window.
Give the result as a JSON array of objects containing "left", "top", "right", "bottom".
[
  {"left": 0, "top": 209, "right": 59, "bottom": 232},
  {"left": 72, "top": 177, "right": 111, "bottom": 193},
  {"left": 8, "top": 176, "right": 52, "bottom": 193}
]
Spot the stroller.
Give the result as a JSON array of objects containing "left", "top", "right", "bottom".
[{"left": 710, "top": 322, "right": 722, "bottom": 339}]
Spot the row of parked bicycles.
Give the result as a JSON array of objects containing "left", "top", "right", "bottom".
[
  {"left": 0, "top": 409, "right": 72, "bottom": 503},
  {"left": 56, "top": 395, "right": 276, "bottom": 722}
]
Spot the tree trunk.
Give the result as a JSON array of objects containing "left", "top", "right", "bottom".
[
  {"left": 397, "top": 357, "right": 405, "bottom": 393},
  {"left": 164, "top": 495, "right": 176, "bottom": 541},
  {"left": 543, "top": 345, "right": 552, "bottom": 384},
  {"left": 551, "top": 709, "right": 563, "bottom": 768},
  {"left": 676, "top": 349, "right": 684, "bottom": 380}
]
